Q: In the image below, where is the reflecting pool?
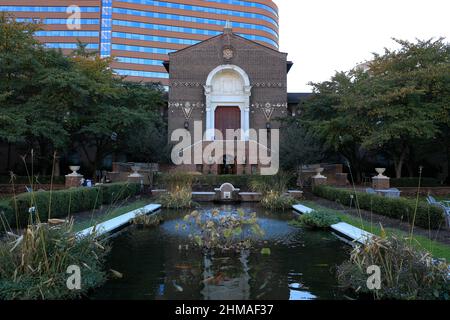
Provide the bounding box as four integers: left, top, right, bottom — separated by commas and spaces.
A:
91, 203, 349, 300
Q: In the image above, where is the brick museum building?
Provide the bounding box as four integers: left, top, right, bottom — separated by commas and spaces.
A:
165, 25, 292, 174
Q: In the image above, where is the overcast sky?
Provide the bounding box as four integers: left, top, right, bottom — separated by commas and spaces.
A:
276, 0, 450, 92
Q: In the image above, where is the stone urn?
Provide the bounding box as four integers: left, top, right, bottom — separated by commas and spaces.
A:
375, 168, 387, 177
313, 167, 325, 178
129, 165, 143, 178
68, 166, 81, 176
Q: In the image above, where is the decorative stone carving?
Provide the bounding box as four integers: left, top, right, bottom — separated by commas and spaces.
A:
223, 48, 234, 60
253, 82, 286, 88
170, 81, 203, 88
252, 102, 288, 121
168, 101, 205, 120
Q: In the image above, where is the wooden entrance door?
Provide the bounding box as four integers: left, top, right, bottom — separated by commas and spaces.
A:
215, 106, 241, 140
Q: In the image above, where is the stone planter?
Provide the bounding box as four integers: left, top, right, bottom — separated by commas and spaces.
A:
372, 168, 390, 189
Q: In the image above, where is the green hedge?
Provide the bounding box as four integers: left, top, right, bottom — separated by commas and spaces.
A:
154, 174, 253, 190
0, 175, 65, 185
391, 177, 442, 188
313, 185, 445, 230
4, 183, 140, 228
99, 183, 141, 205
154, 173, 297, 191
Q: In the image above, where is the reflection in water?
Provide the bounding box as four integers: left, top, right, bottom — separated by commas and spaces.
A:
91, 204, 349, 300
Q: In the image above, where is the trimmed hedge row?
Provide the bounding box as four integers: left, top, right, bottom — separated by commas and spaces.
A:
154, 173, 297, 191
2, 183, 140, 228
313, 185, 445, 229
391, 177, 442, 188
0, 175, 65, 185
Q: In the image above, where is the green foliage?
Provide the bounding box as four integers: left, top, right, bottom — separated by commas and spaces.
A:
0, 175, 65, 184
158, 187, 194, 209
155, 174, 254, 190
99, 182, 141, 205
0, 200, 13, 228
391, 177, 442, 188
0, 15, 166, 175
0, 222, 109, 300
301, 38, 450, 179
132, 212, 162, 228
259, 191, 295, 210
159, 172, 194, 192
279, 118, 325, 171
337, 235, 449, 300
249, 172, 296, 210
249, 171, 295, 194
292, 209, 340, 229
177, 209, 265, 252
157, 172, 195, 209
6, 183, 140, 228
313, 185, 445, 229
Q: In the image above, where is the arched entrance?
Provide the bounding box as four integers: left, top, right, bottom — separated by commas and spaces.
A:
204, 65, 252, 141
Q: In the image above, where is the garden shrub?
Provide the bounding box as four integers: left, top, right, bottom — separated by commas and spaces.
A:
7, 182, 140, 228
337, 235, 449, 300
0, 222, 109, 299
0, 200, 13, 228
99, 182, 140, 205
154, 173, 298, 191
391, 177, 442, 188
292, 209, 340, 229
313, 185, 445, 229
0, 175, 66, 185
158, 186, 194, 209
259, 190, 295, 210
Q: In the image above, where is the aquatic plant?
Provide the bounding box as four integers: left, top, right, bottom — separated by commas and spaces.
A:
290, 209, 340, 229
260, 190, 295, 210
250, 172, 295, 210
177, 209, 265, 252
132, 212, 162, 228
0, 220, 109, 300
337, 234, 449, 300
158, 172, 195, 209
158, 186, 195, 209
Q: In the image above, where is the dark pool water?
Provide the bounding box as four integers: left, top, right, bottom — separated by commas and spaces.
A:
91, 203, 349, 300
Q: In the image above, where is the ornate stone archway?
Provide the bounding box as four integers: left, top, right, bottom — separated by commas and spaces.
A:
203, 65, 252, 141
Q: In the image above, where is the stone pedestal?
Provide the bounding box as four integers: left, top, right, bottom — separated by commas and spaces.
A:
335, 173, 349, 186
128, 165, 144, 184
312, 176, 327, 187
372, 176, 390, 189
65, 174, 83, 188
372, 168, 390, 189
311, 168, 327, 187
128, 172, 144, 184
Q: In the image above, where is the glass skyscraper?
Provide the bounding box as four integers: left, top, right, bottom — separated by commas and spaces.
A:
0, 0, 279, 85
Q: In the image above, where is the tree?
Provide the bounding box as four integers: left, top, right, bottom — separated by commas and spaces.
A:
360, 38, 449, 178
279, 116, 325, 171
301, 38, 450, 179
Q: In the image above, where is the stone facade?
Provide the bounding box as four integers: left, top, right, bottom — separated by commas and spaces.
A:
166, 28, 289, 174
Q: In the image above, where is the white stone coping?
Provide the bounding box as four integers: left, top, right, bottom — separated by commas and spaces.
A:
292, 204, 314, 214
292, 203, 373, 244
288, 190, 304, 193
238, 192, 262, 195
76, 204, 161, 238
331, 222, 373, 245
192, 192, 216, 195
